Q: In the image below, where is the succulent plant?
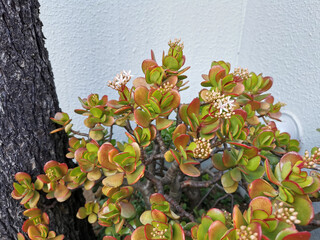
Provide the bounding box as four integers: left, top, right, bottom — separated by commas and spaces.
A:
12, 40, 319, 240
12, 173, 40, 208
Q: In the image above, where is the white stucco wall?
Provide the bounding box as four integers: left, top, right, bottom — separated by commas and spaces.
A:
238, 0, 320, 152
39, 0, 319, 151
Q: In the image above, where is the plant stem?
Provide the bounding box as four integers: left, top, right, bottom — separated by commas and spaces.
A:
144, 170, 164, 194
71, 129, 89, 137
164, 194, 196, 222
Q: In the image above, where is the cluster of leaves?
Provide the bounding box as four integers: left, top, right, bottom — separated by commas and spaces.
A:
12, 39, 320, 240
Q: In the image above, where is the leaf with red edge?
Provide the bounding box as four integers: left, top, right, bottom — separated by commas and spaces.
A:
11, 187, 25, 200
173, 134, 190, 149
231, 82, 245, 95
102, 173, 125, 188
233, 205, 246, 228
103, 236, 118, 240
20, 191, 34, 205
166, 90, 180, 110
223, 181, 238, 194
114, 106, 131, 115
265, 159, 281, 185
77, 158, 95, 173
303, 176, 320, 194
282, 180, 305, 194
209, 65, 225, 87
15, 172, 31, 184
221, 228, 237, 240
140, 210, 153, 225
291, 194, 314, 225
164, 150, 175, 163
98, 143, 119, 170
22, 219, 34, 233
37, 174, 50, 184
151, 209, 167, 223
23, 208, 42, 218
247, 222, 262, 239
150, 193, 166, 205
43, 160, 58, 172
197, 216, 213, 240
208, 220, 228, 240
163, 56, 179, 70
126, 164, 145, 185
17, 233, 25, 240
282, 232, 311, 240
234, 109, 247, 120
134, 86, 149, 106
249, 196, 272, 215
260, 76, 273, 92
54, 182, 70, 202
228, 142, 252, 149
223, 150, 236, 168
248, 179, 278, 199
142, 59, 157, 73
119, 201, 136, 219
179, 104, 189, 123
28, 191, 40, 208
172, 222, 185, 240
134, 109, 151, 128
156, 117, 174, 130
275, 228, 302, 240
212, 153, 228, 171
191, 225, 198, 239
200, 120, 220, 135
170, 149, 181, 164
107, 99, 122, 109
180, 163, 200, 177
279, 152, 303, 170
207, 208, 226, 224
253, 130, 275, 150
187, 98, 200, 117
221, 171, 236, 188
28, 225, 47, 239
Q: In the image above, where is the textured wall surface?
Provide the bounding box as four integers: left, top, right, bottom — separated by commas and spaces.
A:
238, 0, 320, 151
39, 0, 319, 151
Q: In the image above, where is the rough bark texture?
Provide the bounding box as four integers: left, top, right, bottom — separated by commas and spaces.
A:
0, 0, 94, 239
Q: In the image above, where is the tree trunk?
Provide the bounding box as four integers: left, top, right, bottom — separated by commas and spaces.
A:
0, 0, 94, 239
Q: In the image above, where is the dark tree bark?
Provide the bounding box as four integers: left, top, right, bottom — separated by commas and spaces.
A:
0, 0, 94, 239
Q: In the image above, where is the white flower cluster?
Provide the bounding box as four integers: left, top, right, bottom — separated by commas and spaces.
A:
303, 148, 320, 169
273, 202, 301, 225
159, 81, 174, 94
236, 225, 259, 240
234, 67, 250, 79
193, 137, 211, 159
168, 38, 184, 50
215, 95, 235, 119
203, 90, 235, 119
202, 90, 224, 103
108, 70, 132, 90
151, 224, 168, 238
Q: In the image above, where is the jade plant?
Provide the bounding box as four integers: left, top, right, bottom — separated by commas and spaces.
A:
12, 39, 320, 240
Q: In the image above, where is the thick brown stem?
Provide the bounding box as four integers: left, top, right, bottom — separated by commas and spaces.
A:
156, 133, 167, 153
181, 180, 214, 189
133, 181, 153, 209
164, 194, 195, 222
169, 173, 182, 203
162, 161, 179, 184
144, 170, 164, 194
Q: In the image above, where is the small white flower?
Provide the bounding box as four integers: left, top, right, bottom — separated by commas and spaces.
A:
218, 96, 234, 114
108, 70, 133, 90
